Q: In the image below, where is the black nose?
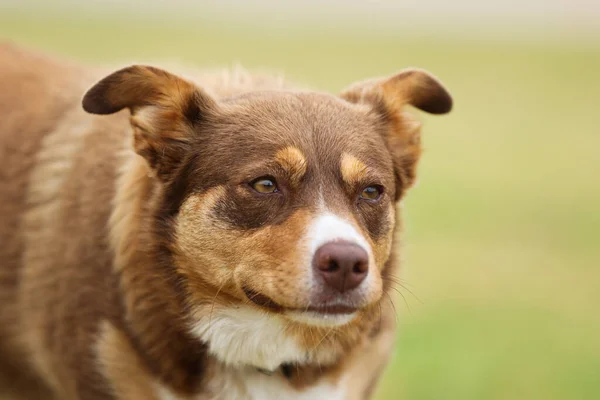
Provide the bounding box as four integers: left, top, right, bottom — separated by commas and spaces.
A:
312, 241, 368, 293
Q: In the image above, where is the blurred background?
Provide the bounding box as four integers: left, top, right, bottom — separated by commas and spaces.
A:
1, 1, 599, 399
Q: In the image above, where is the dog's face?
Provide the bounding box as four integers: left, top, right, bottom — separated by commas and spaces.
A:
172, 92, 399, 327
84, 66, 451, 367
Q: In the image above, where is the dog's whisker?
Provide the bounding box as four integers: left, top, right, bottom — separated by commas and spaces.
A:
377, 301, 384, 333
384, 291, 401, 323
386, 278, 423, 307
208, 279, 228, 330
312, 325, 337, 353
390, 284, 411, 314
396, 282, 423, 305
386, 273, 417, 288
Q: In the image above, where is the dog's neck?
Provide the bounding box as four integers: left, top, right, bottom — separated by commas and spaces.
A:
108, 154, 204, 392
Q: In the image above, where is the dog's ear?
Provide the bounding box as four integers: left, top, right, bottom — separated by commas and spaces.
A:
83, 66, 218, 179
341, 69, 452, 199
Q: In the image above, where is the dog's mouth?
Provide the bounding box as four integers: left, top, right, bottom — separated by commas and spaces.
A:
242, 288, 284, 312
242, 287, 359, 317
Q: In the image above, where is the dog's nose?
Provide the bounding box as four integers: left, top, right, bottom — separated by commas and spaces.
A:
313, 241, 368, 293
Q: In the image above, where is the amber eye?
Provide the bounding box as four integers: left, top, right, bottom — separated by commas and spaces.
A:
251, 177, 278, 194
360, 185, 382, 200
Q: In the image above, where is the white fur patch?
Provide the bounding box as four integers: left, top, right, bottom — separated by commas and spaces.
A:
156, 366, 345, 400
238, 371, 344, 400
187, 305, 346, 399
307, 213, 371, 255
189, 305, 308, 371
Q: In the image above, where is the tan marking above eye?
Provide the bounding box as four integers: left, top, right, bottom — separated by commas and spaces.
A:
340, 153, 369, 186
275, 146, 307, 185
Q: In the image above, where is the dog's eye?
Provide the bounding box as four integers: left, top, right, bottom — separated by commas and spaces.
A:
360, 185, 382, 200
251, 177, 279, 194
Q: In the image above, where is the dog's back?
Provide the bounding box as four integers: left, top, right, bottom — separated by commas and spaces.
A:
0, 43, 78, 397
0, 43, 125, 398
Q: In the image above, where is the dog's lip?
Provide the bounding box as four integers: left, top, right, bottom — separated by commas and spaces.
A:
242, 287, 358, 315
304, 304, 357, 315
242, 287, 284, 312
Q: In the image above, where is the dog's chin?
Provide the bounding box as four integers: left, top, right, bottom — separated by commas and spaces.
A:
284, 308, 359, 327
242, 287, 364, 328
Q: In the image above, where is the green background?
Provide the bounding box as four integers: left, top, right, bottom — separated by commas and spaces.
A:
2, 5, 599, 399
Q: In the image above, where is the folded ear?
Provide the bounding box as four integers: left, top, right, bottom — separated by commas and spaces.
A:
341, 68, 452, 115
341, 69, 452, 198
83, 66, 218, 179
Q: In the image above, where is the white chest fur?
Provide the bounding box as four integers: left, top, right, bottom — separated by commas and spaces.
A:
179, 305, 347, 399
156, 369, 345, 400
207, 367, 345, 400
189, 305, 311, 371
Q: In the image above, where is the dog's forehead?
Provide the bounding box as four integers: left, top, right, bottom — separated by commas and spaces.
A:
212, 91, 391, 168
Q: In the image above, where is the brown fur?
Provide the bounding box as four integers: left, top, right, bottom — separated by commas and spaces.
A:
0, 42, 451, 399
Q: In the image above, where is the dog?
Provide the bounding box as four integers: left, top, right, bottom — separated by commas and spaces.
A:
0, 43, 452, 400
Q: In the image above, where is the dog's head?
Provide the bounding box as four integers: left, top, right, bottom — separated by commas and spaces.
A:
83, 66, 451, 370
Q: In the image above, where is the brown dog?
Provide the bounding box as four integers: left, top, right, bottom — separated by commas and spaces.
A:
0, 43, 452, 400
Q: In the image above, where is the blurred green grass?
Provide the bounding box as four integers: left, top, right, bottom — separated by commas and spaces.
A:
2, 10, 599, 400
